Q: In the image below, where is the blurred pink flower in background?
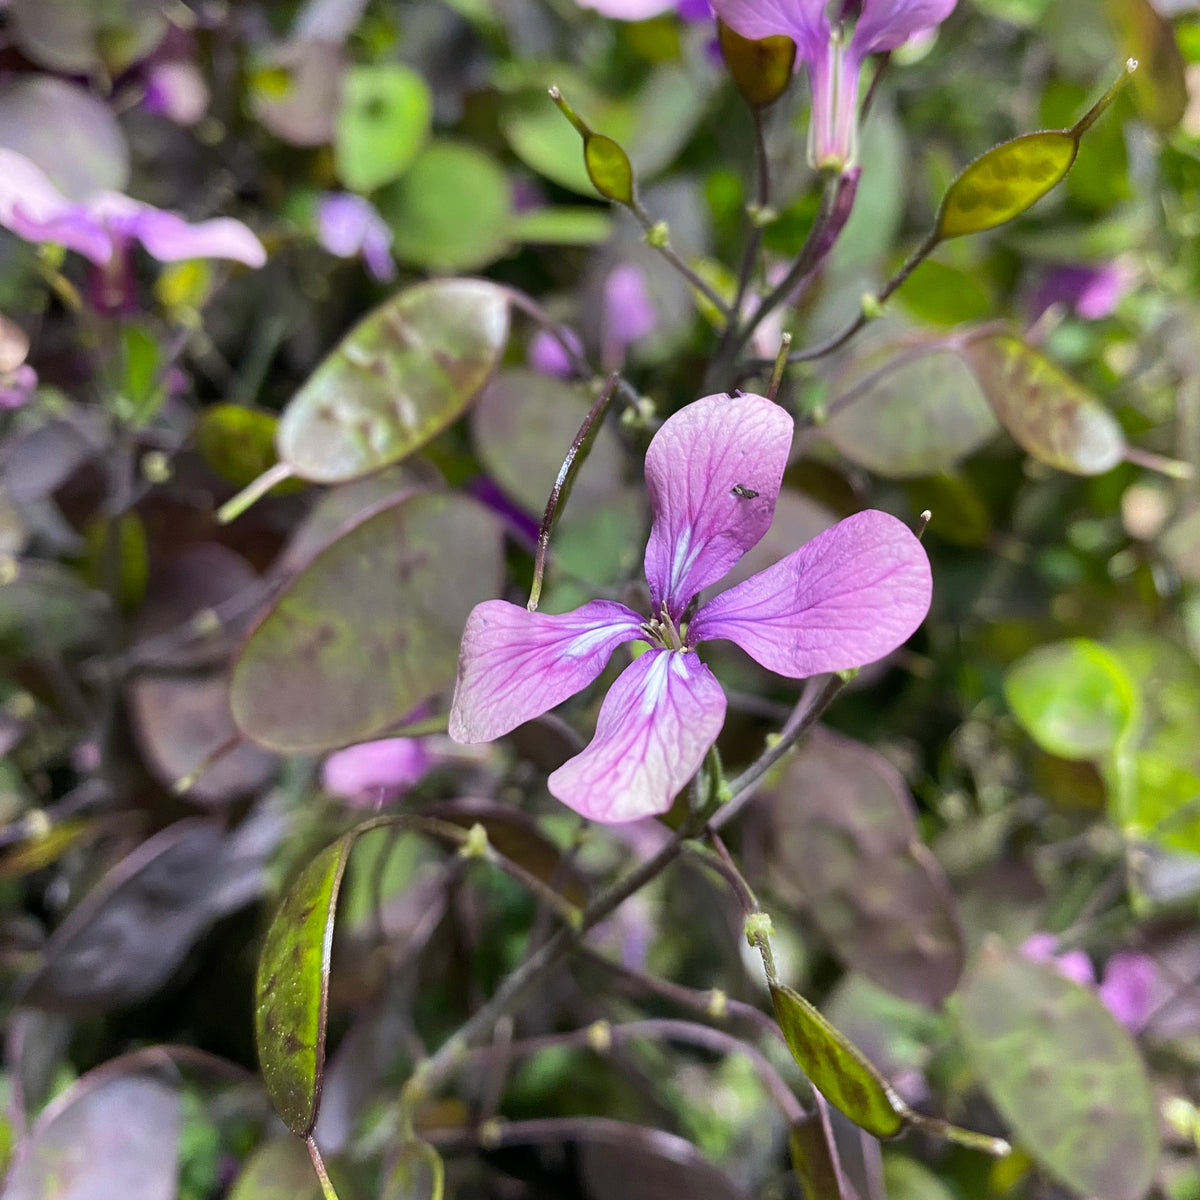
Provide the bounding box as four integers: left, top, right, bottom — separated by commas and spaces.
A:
316, 192, 396, 282
527, 327, 584, 378
0, 147, 266, 270
1020, 933, 1157, 1031
1028, 261, 1134, 322
142, 61, 210, 126
321, 737, 433, 809
603, 262, 657, 365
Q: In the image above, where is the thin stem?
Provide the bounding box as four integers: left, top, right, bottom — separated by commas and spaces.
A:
306, 1136, 342, 1200
859, 52, 890, 124
690, 831, 760, 915
765, 331, 792, 402
528, 373, 619, 612
714, 673, 848, 829
731, 107, 772, 318
787, 229, 940, 364
630, 199, 732, 322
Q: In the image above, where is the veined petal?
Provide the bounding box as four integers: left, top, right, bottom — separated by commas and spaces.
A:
449, 599, 645, 743
851, 0, 956, 56
688, 510, 931, 677
548, 649, 726, 823
710, 0, 830, 61
644, 392, 793, 622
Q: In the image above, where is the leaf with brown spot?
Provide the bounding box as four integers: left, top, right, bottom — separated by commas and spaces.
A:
277, 279, 509, 483
254, 834, 353, 1136
230, 490, 502, 752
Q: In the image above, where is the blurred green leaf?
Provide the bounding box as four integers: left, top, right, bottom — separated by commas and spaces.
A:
335, 64, 432, 192
197, 404, 303, 492
277, 278, 509, 484
1005, 638, 1139, 760
961, 333, 1126, 475
1121, 753, 1200, 854
231, 490, 502, 752
83, 511, 148, 611
1107, 0, 1188, 129
898, 259, 994, 326
255, 835, 353, 1136
955, 938, 1158, 1200
509, 206, 613, 246
383, 1140, 445, 1200
381, 142, 512, 271
823, 343, 998, 479
228, 1138, 322, 1200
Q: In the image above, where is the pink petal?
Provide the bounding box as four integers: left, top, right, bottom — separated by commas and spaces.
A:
0, 148, 112, 264
851, 0, 956, 55
548, 649, 726, 822
322, 737, 432, 803
710, 0, 829, 60
1098, 952, 1156, 1031
643, 392, 793, 621
449, 599, 645, 743
577, 0, 677, 19
89, 193, 267, 266
688, 509, 931, 677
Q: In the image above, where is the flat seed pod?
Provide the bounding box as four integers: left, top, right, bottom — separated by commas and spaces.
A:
961, 333, 1125, 475
768, 729, 965, 1006
770, 982, 905, 1138
717, 22, 796, 110
255, 834, 353, 1137
936, 131, 1077, 239
955, 938, 1159, 1200
585, 134, 634, 205
230, 490, 502, 753
276, 279, 509, 484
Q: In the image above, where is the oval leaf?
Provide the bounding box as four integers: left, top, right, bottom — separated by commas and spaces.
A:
255, 834, 354, 1136
231, 490, 502, 752
276, 279, 509, 483
2, 1073, 180, 1200
770, 982, 905, 1138
383, 1140, 445, 1200
955, 938, 1159, 1200
228, 1138, 323, 1200
936, 131, 1077, 239
961, 333, 1126, 475
335, 63, 431, 192
769, 729, 965, 1005
824, 344, 999, 479
1005, 638, 1139, 760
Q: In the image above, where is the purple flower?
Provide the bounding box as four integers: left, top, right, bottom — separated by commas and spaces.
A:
448, 391, 932, 823
527, 327, 584, 378
316, 192, 396, 283
603, 263, 657, 355
0, 147, 266, 269
711, 0, 957, 170
0, 363, 36, 410
1028, 262, 1133, 323
322, 737, 432, 808
142, 61, 210, 126
577, 0, 710, 19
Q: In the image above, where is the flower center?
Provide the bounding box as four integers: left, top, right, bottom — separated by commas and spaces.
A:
643, 603, 687, 652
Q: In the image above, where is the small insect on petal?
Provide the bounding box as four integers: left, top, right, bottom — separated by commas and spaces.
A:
731, 484, 759, 499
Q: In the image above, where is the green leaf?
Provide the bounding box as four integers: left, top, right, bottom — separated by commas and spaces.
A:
584, 134, 634, 205
936, 130, 1077, 239
1107, 0, 1188, 130
961, 333, 1126, 475
230, 490, 502, 752
823, 343, 998, 479
881, 1156, 957, 1200
1004, 638, 1140, 760
770, 982, 905, 1138
276, 278, 509, 484
335, 64, 431, 192
383, 1140, 445, 1200
197, 404, 303, 492
255, 835, 354, 1136
228, 1138, 322, 1200
508, 206, 613, 246
955, 938, 1159, 1200
380, 142, 512, 271
898, 259, 994, 326
117, 322, 163, 427
82, 511, 148, 611
1121, 753, 1200, 854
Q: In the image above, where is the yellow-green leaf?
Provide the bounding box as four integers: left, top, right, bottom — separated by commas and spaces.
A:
584, 134, 634, 205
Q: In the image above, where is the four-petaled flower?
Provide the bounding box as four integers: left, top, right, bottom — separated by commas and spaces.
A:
710, 0, 957, 170
449, 391, 932, 823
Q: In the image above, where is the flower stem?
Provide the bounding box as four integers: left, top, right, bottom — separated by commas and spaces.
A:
306, 1136, 342, 1200
629, 198, 732, 323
